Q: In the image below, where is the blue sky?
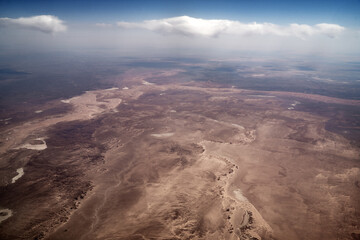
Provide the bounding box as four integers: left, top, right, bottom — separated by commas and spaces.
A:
0, 0, 359, 56
1, 0, 360, 26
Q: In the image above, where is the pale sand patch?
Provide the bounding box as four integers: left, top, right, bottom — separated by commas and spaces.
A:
0, 118, 12, 122
142, 81, 153, 85
170, 110, 177, 113
206, 118, 247, 133
11, 168, 24, 184
104, 87, 119, 91
233, 189, 248, 202
150, 133, 174, 138
251, 74, 266, 77
0, 209, 12, 224
61, 96, 80, 104
291, 101, 301, 107
312, 76, 336, 83
288, 101, 300, 110
315, 173, 328, 183
209, 96, 229, 101
210, 119, 219, 123
122, 87, 129, 90
231, 123, 245, 130
61, 91, 122, 118
1, 88, 122, 153
15, 138, 47, 151
35, 110, 43, 114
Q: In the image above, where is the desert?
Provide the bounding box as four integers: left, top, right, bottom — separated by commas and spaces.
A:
0, 66, 359, 239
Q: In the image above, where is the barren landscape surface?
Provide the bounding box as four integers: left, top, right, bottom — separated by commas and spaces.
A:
0, 68, 359, 240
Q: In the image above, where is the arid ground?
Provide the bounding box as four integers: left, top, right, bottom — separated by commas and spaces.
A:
0, 67, 359, 240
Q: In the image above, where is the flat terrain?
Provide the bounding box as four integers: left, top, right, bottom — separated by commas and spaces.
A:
0, 68, 359, 240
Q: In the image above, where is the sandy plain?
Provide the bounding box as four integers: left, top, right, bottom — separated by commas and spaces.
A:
0, 68, 359, 240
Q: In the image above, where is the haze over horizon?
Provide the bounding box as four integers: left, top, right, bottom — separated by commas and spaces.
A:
0, 0, 360, 57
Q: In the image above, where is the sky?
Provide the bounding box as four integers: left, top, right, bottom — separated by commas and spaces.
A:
0, 0, 359, 57
1, 0, 360, 25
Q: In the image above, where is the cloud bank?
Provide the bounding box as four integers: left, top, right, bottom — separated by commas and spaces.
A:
0, 15, 67, 34
117, 16, 345, 39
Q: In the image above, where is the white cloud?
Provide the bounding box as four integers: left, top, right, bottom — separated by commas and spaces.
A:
314, 23, 345, 38
117, 16, 345, 39
117, 16, 230, 37
0, 15, 67, 34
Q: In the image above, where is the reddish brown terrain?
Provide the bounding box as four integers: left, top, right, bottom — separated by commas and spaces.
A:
0, 68, 359, 240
